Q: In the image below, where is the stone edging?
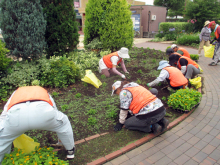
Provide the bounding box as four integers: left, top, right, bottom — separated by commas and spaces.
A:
86, 87, 202, 165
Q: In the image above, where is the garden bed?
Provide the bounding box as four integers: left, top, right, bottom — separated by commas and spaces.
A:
0, 47, 184, 165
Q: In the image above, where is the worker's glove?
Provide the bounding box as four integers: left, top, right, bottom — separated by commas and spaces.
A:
212, 41, 217, 45
125, 71, 129, 74
147, 83, 150, 87
210, 39, 216, 44
121, 74, 126, 79
114, 123, 124, 131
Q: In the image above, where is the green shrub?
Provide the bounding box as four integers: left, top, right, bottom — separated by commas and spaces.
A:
88, 117, 97, 126
2, 61, 41, 87
166, 46, 171, 52
176, 33, 200, 46
75, 93, 82, 98
84, 38, 103, 50
159, 22, 191, 34
31, 80, 40, 86
84, 0, 133, 51
41, 0, 79, 57
190, 54, 199, 60
87, 109, 97, 115
0, 0, 46, 60
39, 56, 80, 88
0, 40, 11, 73
168, 88, 202, 111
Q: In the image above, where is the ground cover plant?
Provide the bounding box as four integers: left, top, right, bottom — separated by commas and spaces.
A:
0, 47, 185, 165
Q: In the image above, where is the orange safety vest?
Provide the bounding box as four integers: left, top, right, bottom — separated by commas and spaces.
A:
173, 52, 182, 57
177, 56, 199, 70
215, 26, 220, 39
178, 47, 190, 58
103, 52, 122, 68
123, 86, 157, 114
7, 86, 53, 111
163, 66, 188, 87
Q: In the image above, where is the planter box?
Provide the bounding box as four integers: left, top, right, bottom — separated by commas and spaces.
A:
169, 102, 200, 114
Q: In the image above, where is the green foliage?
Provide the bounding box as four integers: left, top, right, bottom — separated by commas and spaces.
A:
2, 61, 41, 87
41, 0, 79, 57
137, 69, 143, 74
176, 33, 200, 45
51, 92, 59, 97
0, 40, 11, 73
168, 88, 202, 110
61, 104, 69, 111
161, 96, 166, 101
100, 49, 111, 57
0, 0, 46, 60
2, 147, 68, 165
87, 109, 98, 115
39, 56, 80, 88
88, 117, 97, 126
84, 38, 103, 50
184, 0, 220, 31
106, 110, 117, 119
166, 46, 171, 52
190, 54, 199, 60
101, 75, 106, 79
75, 93, 82, 98
31, 80, 40, 86
102, 82, 107, 88
84, 0, 133, 51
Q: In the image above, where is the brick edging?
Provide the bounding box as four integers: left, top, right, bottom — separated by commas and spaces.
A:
87, 87, 202, 165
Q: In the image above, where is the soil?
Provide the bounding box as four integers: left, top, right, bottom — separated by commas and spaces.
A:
0, 47, 185, 165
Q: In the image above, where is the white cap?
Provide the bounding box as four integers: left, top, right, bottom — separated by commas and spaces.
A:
111, 81, 122, 96
118, 47, 130, 59
171, 44, 177, 49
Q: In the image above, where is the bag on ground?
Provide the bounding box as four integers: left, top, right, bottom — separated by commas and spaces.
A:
189, 77, 202, 89
203, 45, 215, 58
81, 70, 102, 88
13, 134, 40, 153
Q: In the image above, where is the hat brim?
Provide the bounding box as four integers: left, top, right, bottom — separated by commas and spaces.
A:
120, 54, 130, 59
157, 63, 170, 70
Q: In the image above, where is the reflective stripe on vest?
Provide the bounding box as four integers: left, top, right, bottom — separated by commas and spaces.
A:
7, 86, 53, 111
123, 86, 157, 114
103, 52, 122, 68
177, 56, 199, 70
163, 66, 188, 87
215, 26, 220, 39
178, 47, 190, 58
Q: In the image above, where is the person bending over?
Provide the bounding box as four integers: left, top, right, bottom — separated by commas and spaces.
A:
171, 44, 191, 59
98, 47, 130, 79
147, 60, 188, 90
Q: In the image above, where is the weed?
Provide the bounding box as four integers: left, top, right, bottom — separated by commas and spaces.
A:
142, 60, 147, 64
83, 82, 88, 87
152, 59, 156, 63
102, 82, 107, 88
106, 110, 117, 119
157, 82, 162, 86
61, 104, 69, 111
147, 47, 151, 50
161, 96, 166, 101
88, 117, 97, 126
87, 109, 98, 115
101, 74, 106, 79
84, 99, 89, 103
137, 69, 143, 74
75, 93, 82, 98
52, 92, 59, 97
72, 88, 77, 92
136, 79, 141, 84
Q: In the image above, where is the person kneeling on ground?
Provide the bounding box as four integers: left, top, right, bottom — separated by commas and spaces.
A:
147, 60, 188, 90
0, 86, 75, 163
98, 47, 130, 79
171, 44, 191, 59
169, 54, 200, 79
111, 80, 169, 134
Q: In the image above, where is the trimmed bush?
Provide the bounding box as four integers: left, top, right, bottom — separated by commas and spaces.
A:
0, 0, 46, 60
0, 40, 11, 74
41, 0, 79, 57
84, 0, 133, 51
159, 22, 191, 34
176, 33, 200, 46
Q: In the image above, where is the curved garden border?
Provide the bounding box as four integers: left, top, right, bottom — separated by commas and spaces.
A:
86, 87, 202, 165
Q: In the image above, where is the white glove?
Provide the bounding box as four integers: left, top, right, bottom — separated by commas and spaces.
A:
125, 71, 129, 74
121, 74, 126, 79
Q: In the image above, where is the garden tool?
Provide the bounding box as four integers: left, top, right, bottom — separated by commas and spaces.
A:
13, 134, 40, 153
81, 70, 102, 88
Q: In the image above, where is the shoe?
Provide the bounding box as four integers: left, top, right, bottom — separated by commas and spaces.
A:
151, 123, 162, 135
158, 118, 169, 132
208, 62, 217, 66
67, 147, 75, 160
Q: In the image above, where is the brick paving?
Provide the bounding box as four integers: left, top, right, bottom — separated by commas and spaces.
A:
102, 41, 220, 165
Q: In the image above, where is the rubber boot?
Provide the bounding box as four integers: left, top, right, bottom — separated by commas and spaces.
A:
151, 123, 162, 135
158, 118, 169, 132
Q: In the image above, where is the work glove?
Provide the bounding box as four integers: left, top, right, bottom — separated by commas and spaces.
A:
125, 71, 129, 74
114, 123, 124, 131
147, 83, 150, 87
121, 74, 126, 79
210, 38, 216, 44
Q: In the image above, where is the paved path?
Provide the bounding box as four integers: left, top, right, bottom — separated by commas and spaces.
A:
103, 42, 220, 165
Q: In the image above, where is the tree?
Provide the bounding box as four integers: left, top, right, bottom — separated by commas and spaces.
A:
154, 0, 185, 16
84, 0, 133, 51
0, 0, 46, 60
184, 0, 220, 31
168, 7, 184, 18
41, 0, 79, 58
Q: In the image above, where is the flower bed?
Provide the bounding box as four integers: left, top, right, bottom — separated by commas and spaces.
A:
167, 88, 202, 113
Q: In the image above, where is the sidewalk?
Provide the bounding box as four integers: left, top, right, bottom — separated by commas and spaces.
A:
102, 42, 220, 165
